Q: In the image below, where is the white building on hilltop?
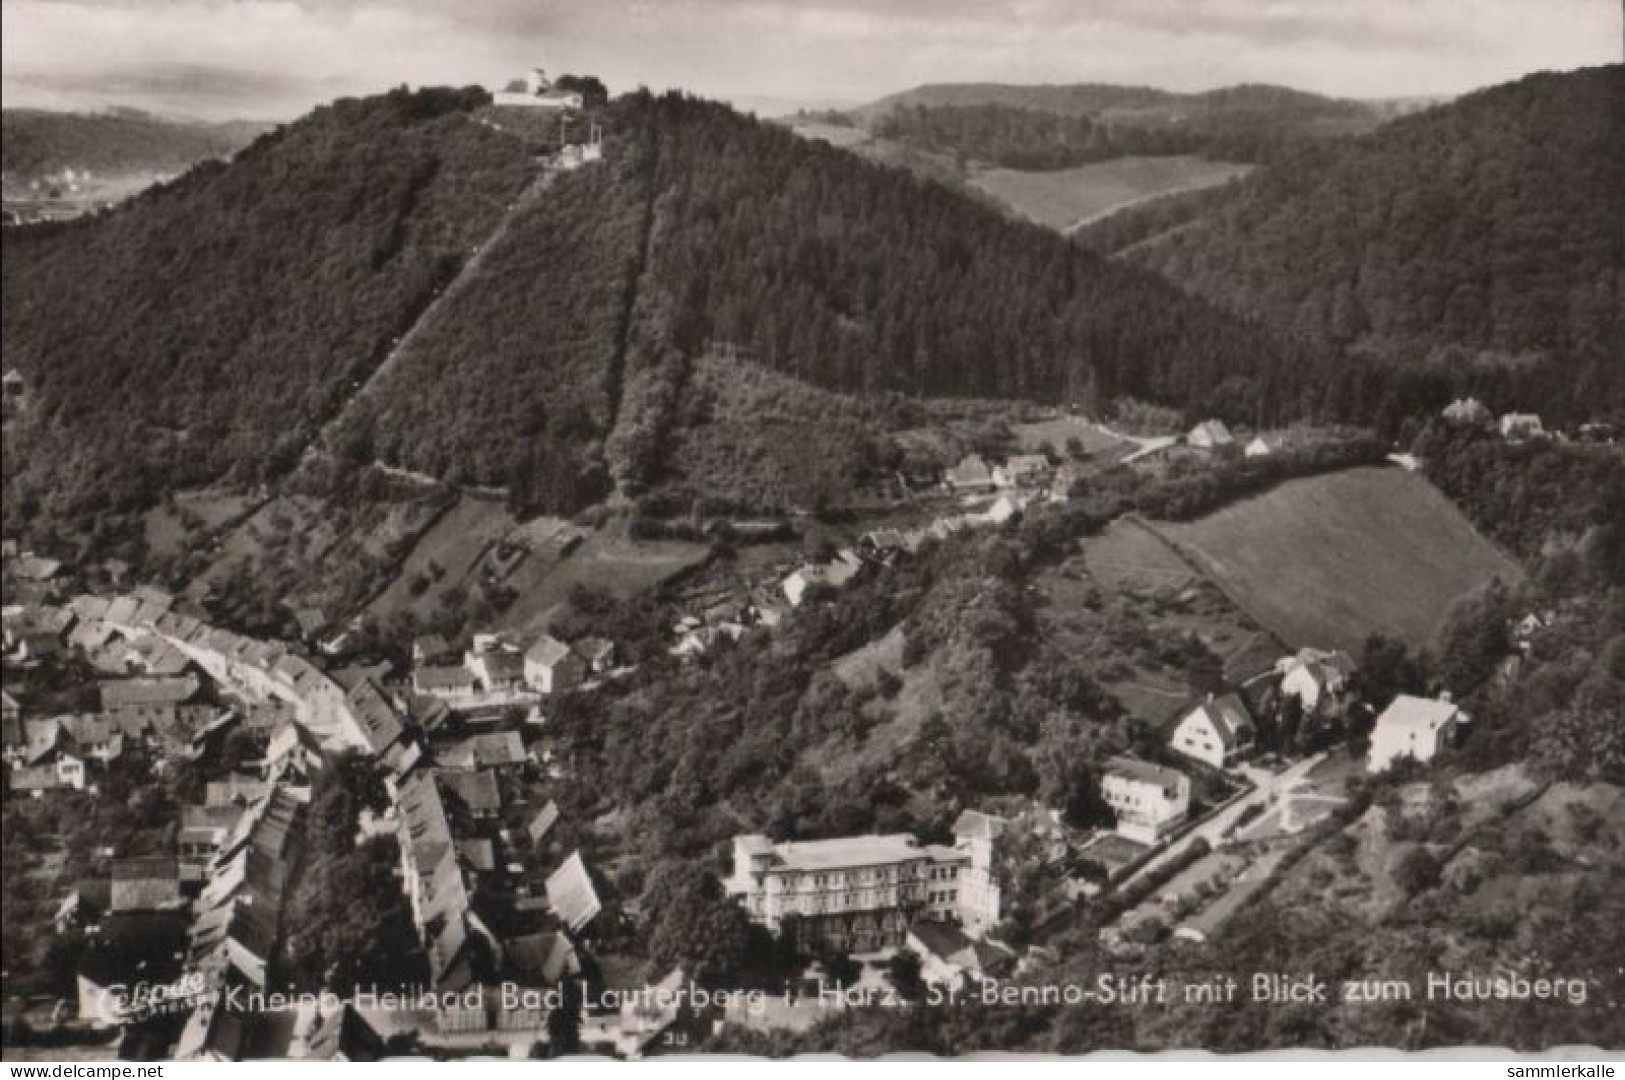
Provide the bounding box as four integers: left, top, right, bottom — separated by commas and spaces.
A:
1367, 694, 1465, 773
726, 810, 1005, 952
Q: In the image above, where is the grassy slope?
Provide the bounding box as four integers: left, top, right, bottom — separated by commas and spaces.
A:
969, 156, 1254, 232
1150, 467, 1523, 654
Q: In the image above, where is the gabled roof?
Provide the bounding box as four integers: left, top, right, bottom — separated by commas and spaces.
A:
506, 931, 579, 985
546, 851, 602, 933
1104, 755, 1186, 793
100, 675, 200, 709
952, 809, 1007, 843
946, 454, 993, 486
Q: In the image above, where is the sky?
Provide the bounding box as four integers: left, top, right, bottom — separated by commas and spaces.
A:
2, 0, 1620, 121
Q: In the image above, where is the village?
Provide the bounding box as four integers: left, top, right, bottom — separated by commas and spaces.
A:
3, 384, 1570, 1060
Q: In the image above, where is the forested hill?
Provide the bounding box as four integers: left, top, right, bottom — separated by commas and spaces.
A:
3, 86, 1308, 533
1109, 65, 1625, 422
2, 87, 537, 527
1, 108, 266, 179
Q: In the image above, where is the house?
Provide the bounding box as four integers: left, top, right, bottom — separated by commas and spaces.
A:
1367, 695, 1465, 773
180, 804, 243, 882
1498, 413, 1545, 440
574, 636, 617, 674
993, 454, 1050, 489
11, 552, 63, 582
109, 858, 183, 912
506, 930, 581, 986
437, 769, 502, 819
493, 67, 585, 109
1244, 436, 1276, 458
437, 731, 527, 771
1168, 693, 1255, 770
726, 811, 1005, 952
1187, 420, 1234, 450
546, 851, 603, 933
1, 710, 22, 765
413, 665, 478, 701
526, 799, 561, 845
1101, 756, 1191, 844
301, 1004, 384, 1062
1, 688, 19, 723
524, 634, 586, 694
781, 550, 865, 607
905, 920, 1011, 991
412, 635, 456, 667
1275, 648, 1357, 714
75, 912, 191, 1028
944, 454, 997, 493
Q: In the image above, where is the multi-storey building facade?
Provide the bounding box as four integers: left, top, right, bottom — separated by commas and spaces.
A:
726, 811, 1004, 952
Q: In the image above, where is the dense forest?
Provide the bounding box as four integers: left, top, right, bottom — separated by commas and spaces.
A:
1114, 65, 1625, 423
1, 108, 265, 179
1, 87, 536, 530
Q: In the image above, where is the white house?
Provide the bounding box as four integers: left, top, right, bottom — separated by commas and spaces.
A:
1275, 648, 1357, 714
1187, 420, 1234, 450
1244, 436, 1276, 458
943, 454, 997, 493
1168, 693, 1255, 769
1367, 695, 1464, 773
1101, 756, 1190, 844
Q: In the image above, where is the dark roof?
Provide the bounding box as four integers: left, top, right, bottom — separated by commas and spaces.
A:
304, 1005, 383, 1061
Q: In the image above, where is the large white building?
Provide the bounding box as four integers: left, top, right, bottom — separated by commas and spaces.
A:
1367, 694, 1464, 773
726, 811, 1004, 952
1101, 756, 1190, 844
493, 68, 584, 110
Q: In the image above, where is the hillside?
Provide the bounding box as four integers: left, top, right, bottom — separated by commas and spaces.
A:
1146, 467, 1524, 654
1, 108, 265, 180
1114, 65, 1625, 422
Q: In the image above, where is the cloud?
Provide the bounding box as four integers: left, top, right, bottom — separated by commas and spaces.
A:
2, 0, 1618, 120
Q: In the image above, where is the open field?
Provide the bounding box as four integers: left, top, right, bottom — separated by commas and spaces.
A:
365, 495, 514, 622
969, 156, 1254, 233
1009, 415, 1135, 461
1149, 468, 1523, 654
494, 525, 710, 636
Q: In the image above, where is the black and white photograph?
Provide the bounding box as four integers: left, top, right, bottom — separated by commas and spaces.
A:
1, 0, 1622, 1066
